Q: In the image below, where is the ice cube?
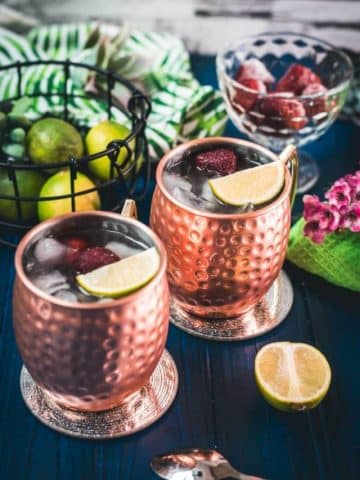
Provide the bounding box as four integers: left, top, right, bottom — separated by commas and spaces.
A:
243, 203, 255, 212
31, 270, 69, 295
97, 297, 113, 303
187, 182, 217, 211
105, 241, 143, 259
173, 175, 192, 193
25, 258, 35, 274
34, 237, 67, 268
171, 186, 190, 205
163, 170, 192, 194
196, 196, 217, 212
54, 290, 78, 303
171, 184, 211, 211
198, 180, 215, 203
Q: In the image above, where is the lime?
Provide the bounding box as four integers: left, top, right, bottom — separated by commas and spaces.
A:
27, 118, 84, 168
255, 342, 331, 412
86, 120, 139, 181
76, 247, 160, 297
2, 143, 25, 160
0, 168, 44, 222
208, 161, 285, 206
9, 128, 26, 144
38, 170, 100, 221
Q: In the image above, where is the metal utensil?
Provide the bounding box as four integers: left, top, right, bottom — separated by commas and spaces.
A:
151, 448, 268, 480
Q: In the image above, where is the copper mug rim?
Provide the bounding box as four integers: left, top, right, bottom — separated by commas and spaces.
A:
155, 136, 292, 219
14, 210, 168, 310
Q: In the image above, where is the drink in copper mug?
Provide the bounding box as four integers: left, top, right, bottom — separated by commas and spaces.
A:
23, 219, 150, 303
150, 137, 297, 320
13, 210, 169, 412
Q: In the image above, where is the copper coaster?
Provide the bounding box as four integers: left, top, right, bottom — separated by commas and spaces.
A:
170, 270, 293, 341
20, 350, 178, 439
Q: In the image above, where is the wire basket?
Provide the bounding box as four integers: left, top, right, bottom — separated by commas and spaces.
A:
0, 59, 151, 248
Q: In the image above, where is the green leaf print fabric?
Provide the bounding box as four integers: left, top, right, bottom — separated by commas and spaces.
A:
0, 23, 227, 160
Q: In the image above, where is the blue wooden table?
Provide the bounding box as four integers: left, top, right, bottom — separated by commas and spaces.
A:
0, 55, 359, 480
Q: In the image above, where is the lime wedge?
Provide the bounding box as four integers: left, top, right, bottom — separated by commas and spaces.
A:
208, 161, 285, 206
255, 342, 331, 412
76, 247, 160, 298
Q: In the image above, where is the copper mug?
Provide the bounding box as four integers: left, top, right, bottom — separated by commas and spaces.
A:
150, 137, 298, 319
13, 205, 169, 412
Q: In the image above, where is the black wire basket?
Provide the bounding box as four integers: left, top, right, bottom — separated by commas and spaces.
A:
0, 60, 151, 248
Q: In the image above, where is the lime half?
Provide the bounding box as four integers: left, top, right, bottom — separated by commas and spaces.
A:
76, 247, 160, 298
255, 342, 331, 412
208, 161, 285, 206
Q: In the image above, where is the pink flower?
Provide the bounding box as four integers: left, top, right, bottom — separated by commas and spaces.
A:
303, 195, 322, 221
339, 202, 360, 232
303, 195, 340, 229
321, 204, 341, 232
303, 202, 340, 243
343, 171, 360, 203
304, 220, 327, 243
302, 171, 360, 242
325, 179, 351, 212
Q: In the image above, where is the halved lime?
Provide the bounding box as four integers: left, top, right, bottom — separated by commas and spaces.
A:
76, 247, 160, 298
255, 342, 331, 412
208, 161, 285, 206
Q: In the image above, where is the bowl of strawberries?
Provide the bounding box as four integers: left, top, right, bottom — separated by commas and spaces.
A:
217, 32, 353, 192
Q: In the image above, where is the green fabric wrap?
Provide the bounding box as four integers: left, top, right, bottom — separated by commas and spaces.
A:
287, 218, 360, 291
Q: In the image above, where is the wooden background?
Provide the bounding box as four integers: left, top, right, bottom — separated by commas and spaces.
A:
1, 0, 360, 52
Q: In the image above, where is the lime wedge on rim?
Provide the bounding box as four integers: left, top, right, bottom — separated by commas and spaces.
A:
76, 247, 160, 298
255, 342, 331, 412
208, 161, 285, 206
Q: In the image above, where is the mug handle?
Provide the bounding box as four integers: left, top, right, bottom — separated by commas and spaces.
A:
120, 199, 138, 219
279, 145, 299, 207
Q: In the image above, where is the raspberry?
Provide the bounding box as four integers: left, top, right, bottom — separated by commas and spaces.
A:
72, 247, 119, 274
258, 95, 307, 130
195, 148, 237, 176
235, 58, 275, 85
233, 78, 267, 112
275, 64, 322, 95
302, 83, 328, 117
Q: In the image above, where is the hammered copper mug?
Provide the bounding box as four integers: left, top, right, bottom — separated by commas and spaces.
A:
150, 137, 298, 320
13, 205, 169, 412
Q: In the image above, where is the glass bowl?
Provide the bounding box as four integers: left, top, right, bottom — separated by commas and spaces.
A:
217, 32, 353, 193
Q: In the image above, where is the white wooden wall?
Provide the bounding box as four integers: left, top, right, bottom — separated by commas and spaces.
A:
1, 0, 360, 52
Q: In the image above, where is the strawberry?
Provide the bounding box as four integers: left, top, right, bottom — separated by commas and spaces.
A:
72, 247, 119, 274
258, 95, 307, 130
302, 83, 328, 117
275, 64, 322, 95
62, 236, 88, 265
233, 78, 266, 112
195, 148, 237, 176
62, 236, 88, 251
235, 58, 275, 85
